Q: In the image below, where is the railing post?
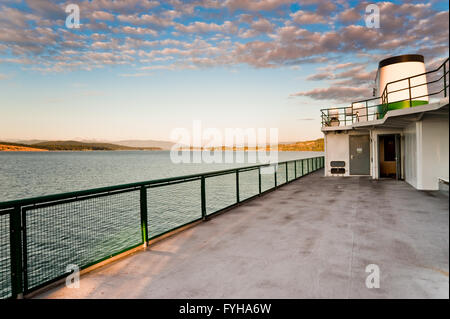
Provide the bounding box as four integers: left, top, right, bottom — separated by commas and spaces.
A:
258, 167, 262, 195
139, 186, 148, 247
444, 62, 447, 97
285, 162, 288, 183
365, 101, 369, 121
274, 165, 277, 188
236, 170, 240, 203
408, 78, 412, 107
201, 176, 207, 220
10, 206, 23, 299
294, 160, 297, 179
301, 159, 304, 176
21, 209, 28, 293
384, 89, 389, 114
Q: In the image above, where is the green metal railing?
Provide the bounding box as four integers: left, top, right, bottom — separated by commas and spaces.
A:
0, 156, 324, 299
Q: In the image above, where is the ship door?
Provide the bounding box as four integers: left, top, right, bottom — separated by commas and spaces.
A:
379, 134, 401, 179
349, 135, 370, 175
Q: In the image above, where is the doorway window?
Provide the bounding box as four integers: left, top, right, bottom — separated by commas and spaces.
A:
384, 136, 396, 161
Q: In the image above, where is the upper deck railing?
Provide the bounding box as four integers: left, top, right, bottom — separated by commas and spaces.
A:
0, 156, 324, 299
320, 57, 449, 127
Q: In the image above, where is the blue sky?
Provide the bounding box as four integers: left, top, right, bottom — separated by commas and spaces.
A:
0, 0, 448, 142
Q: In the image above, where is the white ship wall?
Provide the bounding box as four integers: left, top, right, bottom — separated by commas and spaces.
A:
419, 114, 449, 190
324, 131, 371, 177
324, 133, 349, 176
404, 122, 418, 188
323, 114, 448, 190
371, 115, 449, 190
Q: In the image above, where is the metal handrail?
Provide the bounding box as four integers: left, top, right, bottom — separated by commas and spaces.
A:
0, 158, 316, 209
320, 57, 449, 127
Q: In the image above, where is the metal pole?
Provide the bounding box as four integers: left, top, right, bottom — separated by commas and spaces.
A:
10, 206, 23, 299
365, 101, 369, 121
408, 78, 412, 107
285, 162, 288, 183
236, 170, 240, 203
258, 167, 261, 195
139, 186, 148, 247
274, 165, 277, 188
21, 209, 28, 293
294, 160, 297, 179
201, 176, 206, 220
444, 63, 447, 98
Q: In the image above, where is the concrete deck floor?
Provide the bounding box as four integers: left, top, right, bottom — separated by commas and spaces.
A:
37, 169, 449, 299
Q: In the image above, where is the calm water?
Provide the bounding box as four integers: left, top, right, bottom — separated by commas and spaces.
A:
0, 151, 322, 297
0, 151, 322, 202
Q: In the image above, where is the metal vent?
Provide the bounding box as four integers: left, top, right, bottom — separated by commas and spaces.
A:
331, 168, 345, 174
330, 161, 345, 167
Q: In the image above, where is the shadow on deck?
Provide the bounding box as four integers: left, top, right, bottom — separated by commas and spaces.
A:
36, 169, 449, 299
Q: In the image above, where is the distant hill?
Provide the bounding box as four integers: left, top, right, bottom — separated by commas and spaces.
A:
277, 138, 324, 151
113, 139, 175, 150
0, 140, 162, 151
179, 138, 325, 152
0, 141, 48, 152
32, 141, 162, 151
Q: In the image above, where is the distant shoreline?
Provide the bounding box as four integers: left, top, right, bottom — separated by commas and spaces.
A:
0, 138, 324, 152
0, 145, 49, 152
0, 149, 323, 153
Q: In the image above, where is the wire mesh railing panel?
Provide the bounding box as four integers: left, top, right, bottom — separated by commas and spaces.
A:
0, 211, 11, 299
148, 180, 201, 238
24, 190, 141, 291
287, 162, 296, 181
260, 166, 275, 192
276, 163, 287, 185
238, 169, 259, 201
302, 160, 309, 174
205, 173, 236, 215
295, 160, 303, 177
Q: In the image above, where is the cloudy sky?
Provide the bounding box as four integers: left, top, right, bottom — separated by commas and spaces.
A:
0, 0, 448, 142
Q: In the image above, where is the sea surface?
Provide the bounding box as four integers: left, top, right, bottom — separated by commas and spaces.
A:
0, 151, 323, 297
